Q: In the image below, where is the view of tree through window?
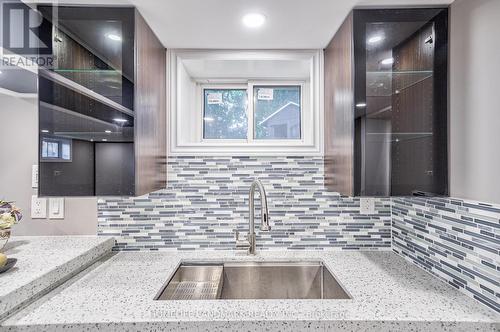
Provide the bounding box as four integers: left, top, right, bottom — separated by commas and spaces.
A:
203, 89, 248, 139
254, 86, 301, 139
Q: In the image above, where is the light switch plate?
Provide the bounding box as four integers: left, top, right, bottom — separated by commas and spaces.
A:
360, 197, 375, 214
31, 165, 38, 188
49, 198, 65, 219
31, 195, 47, 219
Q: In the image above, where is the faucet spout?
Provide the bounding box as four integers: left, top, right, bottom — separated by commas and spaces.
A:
247, 179, 271, 254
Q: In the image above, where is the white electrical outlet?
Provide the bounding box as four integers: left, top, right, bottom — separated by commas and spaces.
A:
360, 197, 375, 214
31, 165, 38, 188
31, 195, 47, 218
49, 198, 65, 219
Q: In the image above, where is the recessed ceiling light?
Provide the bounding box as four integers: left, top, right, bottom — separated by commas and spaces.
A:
242, 13, 266, 28
107, 33, 122, 42
102, 139, 108, 142
356, 103, 367, 108
381, 57, 394, 65
41, 129, 49, 133
368, 35, 384, 44
105, 130, 112, 133
113, 118, 127, 123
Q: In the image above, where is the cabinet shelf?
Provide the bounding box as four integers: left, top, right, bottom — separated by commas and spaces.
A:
367, 70, 433, 96
39, 101, 134, 143
54, 69, 122, 74
367, 70, 433, 75
367, 132, 433, 143
39, 69, 134, 117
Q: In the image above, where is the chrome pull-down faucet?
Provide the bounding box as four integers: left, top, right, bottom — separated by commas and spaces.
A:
234, 179, 271, 255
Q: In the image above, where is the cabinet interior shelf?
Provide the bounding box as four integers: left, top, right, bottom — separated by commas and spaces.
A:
367, 70, 433, 75
39, 69, 134, 117
367, 132, 433, 143
53, 69, 123, 74
367, 70, 433, 96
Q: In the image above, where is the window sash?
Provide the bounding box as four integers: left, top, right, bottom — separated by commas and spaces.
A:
252, 85, 302, 140
200, 82, 304, 143
202, 88, 249, 140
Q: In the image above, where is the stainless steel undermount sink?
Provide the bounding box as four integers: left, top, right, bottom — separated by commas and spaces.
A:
156, 261, 351, 300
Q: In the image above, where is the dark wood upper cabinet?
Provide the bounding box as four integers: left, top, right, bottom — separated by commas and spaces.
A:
324, 13, 355, 196
37, 6, 166, 197
324, 8, 449, 197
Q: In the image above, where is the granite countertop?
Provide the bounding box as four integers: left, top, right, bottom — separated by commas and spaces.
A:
0, 236, 114, 319
2, 250, 498, 331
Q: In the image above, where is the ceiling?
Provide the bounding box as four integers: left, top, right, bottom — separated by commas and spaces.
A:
31, 0, 454, 49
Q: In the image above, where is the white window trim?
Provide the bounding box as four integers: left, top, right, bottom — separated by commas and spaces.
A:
167, 49, 324, 156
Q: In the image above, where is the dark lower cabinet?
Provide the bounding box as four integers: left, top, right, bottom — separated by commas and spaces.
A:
37, 6, 166, 197
324, 8, 449, 197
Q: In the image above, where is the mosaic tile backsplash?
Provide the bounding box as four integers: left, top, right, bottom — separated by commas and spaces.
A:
392, 197, 500, 313
98, 156, 392, 251
97, 156, 499, 312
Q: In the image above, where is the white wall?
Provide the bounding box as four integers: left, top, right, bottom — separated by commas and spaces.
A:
449, 0, 500, 204
0, 93, 97, 236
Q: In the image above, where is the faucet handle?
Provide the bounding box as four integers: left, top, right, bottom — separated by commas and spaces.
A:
234, 229, 250, 250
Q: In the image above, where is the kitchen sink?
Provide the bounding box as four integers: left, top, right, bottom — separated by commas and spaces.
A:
156, 261, 351, 300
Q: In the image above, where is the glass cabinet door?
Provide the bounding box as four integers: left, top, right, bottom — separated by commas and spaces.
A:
37, 6, 134, 109
37, 6, 135, 196
353, 8, 448, 197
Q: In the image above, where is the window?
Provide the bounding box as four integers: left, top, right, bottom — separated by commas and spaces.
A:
41, 138, 72, 161
202, 85, 301, 141
254, 86, 301, 139
203, 89, 248, 139
42, 141, 59, 158
169, 49, 322, 155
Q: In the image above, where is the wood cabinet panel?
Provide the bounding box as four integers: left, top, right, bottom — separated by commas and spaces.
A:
324, 13, 354, 196
134, 11, 167, 196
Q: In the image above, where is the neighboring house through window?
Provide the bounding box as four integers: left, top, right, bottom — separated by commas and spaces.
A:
258, 101, 301, 139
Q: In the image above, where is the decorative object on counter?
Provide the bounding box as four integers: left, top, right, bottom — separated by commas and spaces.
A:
0, 255, 17, 274
0, 200, 22, 251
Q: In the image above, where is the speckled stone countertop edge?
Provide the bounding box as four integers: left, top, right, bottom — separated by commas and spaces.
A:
1, 318, 499, 332
0, 236, 115, 320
